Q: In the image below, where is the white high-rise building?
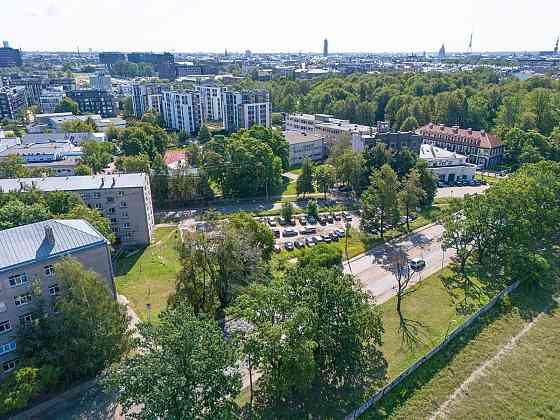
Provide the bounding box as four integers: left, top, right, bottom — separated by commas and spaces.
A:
195, 84, 223, 122
221, 88, 271, 133
90, 72, 112, 92
131, 83, 163, 118
161, 90, 202, 135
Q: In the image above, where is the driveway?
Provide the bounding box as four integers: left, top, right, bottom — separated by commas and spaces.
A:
437, 185, 489, 199
344, 223, 456, 304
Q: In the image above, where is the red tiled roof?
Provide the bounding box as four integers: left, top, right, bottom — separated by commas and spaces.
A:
416, 124, 503, 149
164, 150, 187, 165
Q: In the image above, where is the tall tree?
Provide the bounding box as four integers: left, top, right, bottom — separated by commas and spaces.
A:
314, 164, 336, 200
296, 158, 315, 198
54, 97, 79, 115
81, 141, 113, 174
399, 169, 425, 231
105, 303, 241, 420
198, 125, 211, 143
415, 159, 438, 207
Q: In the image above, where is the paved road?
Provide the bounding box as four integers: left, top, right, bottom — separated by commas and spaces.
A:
344, 223, 456, 304
436, 185, 489, 199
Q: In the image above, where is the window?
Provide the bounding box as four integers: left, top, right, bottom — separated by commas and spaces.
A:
19, 313, 35, 325
0, 320, 11, 334
121, 211, 128, 217
93, 192, 101, 199
120, 202, 127, 208
122, 223, 130, 229
117, 191, 124, 197
44, 265, 54, 277
0, 341, 16, 356
48, 284, 59, 296
8, 273, 28, 288
106, 196, 114, 203
2, 358, 19, 373
14, 293, 32, 307
95, 203, 102, 210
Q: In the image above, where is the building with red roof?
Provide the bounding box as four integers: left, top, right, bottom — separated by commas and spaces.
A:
416, 123, 504, 169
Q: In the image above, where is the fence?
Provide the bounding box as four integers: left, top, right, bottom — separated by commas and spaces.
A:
345, 280, 521, 419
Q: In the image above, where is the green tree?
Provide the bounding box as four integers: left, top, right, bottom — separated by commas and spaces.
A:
307, 199, 318, 219
314, 164, 336, 200
105, 303, 241, 420
115, 154, 151, 173
74, 164, 92, 176
197, 125, 211, 143
297, 158, 315, 198
229, 266, 386, 417
298, 243, 342, 269
400, 115, 419, 131
0, 367, 40, 416
281, 201, 293, 223
45, 191, 82, 215
360, 164, 400, 238
364, 143, 393, 174
54, 97, 79, 115
0, 200, 49, 230
393, 147, 417, 178
399, 169, 425, 231
18, 259, 130, 386
415, 159, 438, 207
81, 141, 113, 173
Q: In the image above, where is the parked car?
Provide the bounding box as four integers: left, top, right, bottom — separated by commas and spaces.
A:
313, 235, 323, 243
273, 244, 281, 253
272, 229, 280, 238
289, 218, 297, 226
299, 215, 307, 225
327, 214, 334, 224
305, 226, 317, 234
305, 237, 316, 247
284, 241, 295, 251
334, 213, 342, 221
437, 181, 446, 188
307, 216, 317, 225
268, 218, 277, 227
321, 234, 332, 243
283, 228, 297, 237
344, 214, 353, 222
278, 217, 288, 226
336, 228, 346, 237
329, 232, 339, 241
294, 239, 305, 249
409, 258, 426, 270
318, 215, 327, 225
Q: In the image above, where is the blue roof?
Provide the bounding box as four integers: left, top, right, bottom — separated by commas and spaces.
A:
0, 219, 107, 273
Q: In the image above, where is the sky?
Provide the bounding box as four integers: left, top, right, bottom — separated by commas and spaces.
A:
3, 0, 560, 53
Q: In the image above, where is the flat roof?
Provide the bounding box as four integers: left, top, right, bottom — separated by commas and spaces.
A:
284, 131, 325, 145
0, 173, 147, 192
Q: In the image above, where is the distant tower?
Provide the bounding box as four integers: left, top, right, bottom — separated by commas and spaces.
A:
467, 33, 473, 54
2, 41, 8, 48
438, 43, 446, 59
323, 38, 328, 57
555, 36, 559, 55
225, 48, 228, 57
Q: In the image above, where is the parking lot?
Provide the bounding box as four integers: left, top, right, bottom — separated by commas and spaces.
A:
261, 211, 361, 252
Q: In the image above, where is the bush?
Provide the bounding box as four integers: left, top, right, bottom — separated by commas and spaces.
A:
0, 367, 40, 416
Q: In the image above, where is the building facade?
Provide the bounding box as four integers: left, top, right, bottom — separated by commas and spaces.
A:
0, 173, 154, 247
285, 131, 326, 166
417, 123, 504, 169
0, 86, 27, 120
39, 87, 65, 113
161, 90, 202, 134
286, 113, 374, 145
419, 144, 476, 183
90, 72, 112, 92
99, 52, 126, 68
131, 83, 164, 119
0, 45, 22, 68
222, 88, 271, 133
0, 219, 115, 379
195, 84, 223, 122
67, 89, 117, 118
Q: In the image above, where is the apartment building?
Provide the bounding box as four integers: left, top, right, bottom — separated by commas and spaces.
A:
0, 86, 27, 120
131, 83, 164, 118
0, 173, 154, 247
90, 72, 112, 92
222, 88, 271, 133
285, 131, 326, 166
99, 52, 126, 68
417, 123, 504, 169
161, 90, 202, 135
39, 86, 65, 113
0, 44, 22, 68
195, 84, 223, 122
67, 89, 117, 118
0, 219, 115, 379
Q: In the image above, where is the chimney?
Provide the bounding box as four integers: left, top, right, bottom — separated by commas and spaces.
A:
45, 225, 55, 246
452, 125, 459, 134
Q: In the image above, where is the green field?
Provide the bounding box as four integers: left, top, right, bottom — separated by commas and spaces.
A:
362, 277, 559, 419
115, 227, 182, 320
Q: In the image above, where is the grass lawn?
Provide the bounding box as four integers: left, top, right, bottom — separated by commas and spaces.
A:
362, 276, 558, 419
115, 226, 182, 320
475, 173, 501, 185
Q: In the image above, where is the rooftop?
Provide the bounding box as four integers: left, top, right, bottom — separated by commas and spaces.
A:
0, 219, 107, 273
417, 123, 503, 149
0, 173, 147, 192
284, 131, 325, 145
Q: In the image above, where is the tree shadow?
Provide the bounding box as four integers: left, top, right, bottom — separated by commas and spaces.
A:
439, 262, 488, 316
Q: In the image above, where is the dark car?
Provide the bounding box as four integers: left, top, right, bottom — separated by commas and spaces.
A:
327, 214, 334, 223
294, 239, 305, 249
289, 218, 297, 226
272, 229, 280, 238
334, 213, 342, 221
283, 228, 298, 237
305, 237, 316, 247
299, 215, 307, 225
305, 226, 317, 234
318, 215, 327, 225
284, 241, 295, 251
329, 232, 339, 242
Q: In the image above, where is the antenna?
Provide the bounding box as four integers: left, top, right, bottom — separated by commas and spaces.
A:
555, 36, 559, 55
468, 32, 473, 54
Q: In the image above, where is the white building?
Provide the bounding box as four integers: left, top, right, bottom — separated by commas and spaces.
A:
222, 88, 271, 133
161, 90, 202, 135
419, 144, 476, 183
285, 131, 325, 166
90, 72, 112, 92
285, 113, 374, 145
195, 84, 223, 122
131, 83, 163, 118
39, 87, 65, 113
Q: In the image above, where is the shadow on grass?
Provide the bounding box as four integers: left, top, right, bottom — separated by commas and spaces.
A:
439, 264, 489, 316
361, 275, 559, 419
114, 246, 147, 277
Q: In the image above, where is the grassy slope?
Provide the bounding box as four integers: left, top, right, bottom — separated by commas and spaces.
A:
115, 226, 182, 320
363, 278, 559, 419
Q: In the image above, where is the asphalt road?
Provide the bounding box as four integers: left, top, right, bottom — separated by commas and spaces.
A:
344, 223, 456, 304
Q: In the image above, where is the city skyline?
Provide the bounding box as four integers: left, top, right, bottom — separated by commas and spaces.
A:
3, 0, 560, 53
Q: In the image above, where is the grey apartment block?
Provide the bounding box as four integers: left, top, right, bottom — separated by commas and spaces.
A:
222, 88, 271, 133
0, 219, 115, 379
0, 173, 154, 247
